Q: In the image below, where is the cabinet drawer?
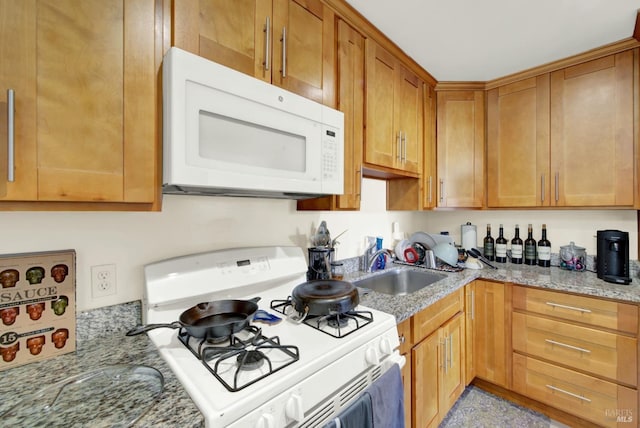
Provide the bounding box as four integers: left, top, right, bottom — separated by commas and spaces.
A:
513, 312, 637, 386
413, 289, 463, 343
513, 353, 637, 428
513, 286, 638, 334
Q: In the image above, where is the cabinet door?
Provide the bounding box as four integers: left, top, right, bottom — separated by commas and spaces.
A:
440, 313, 465, 413
487, 76, 550, 207
413, 330, 441, 428
173, 0, 271, 79
436, 90, 485, 207
334, 19, 363, 209
365, 40, 397, 169
395, 65, 423, 173
422, 84, 437, 209
1, 0, 157, 203
0, 0, 37, 200
297, 18, 363, 211
473, 280, 508, 387
550, 51, 634, 207
272, 0, 334, 104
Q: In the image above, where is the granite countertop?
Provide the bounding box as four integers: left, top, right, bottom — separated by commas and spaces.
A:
1, 261, 639, 426
0, 302, 204, 428
346, 261, 640, 322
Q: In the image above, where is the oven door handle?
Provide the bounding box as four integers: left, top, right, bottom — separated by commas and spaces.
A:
382, 351, 406, 370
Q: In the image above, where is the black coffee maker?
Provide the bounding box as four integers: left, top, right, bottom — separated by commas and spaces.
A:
596, 230, 631, 284
307, 247, 334, 280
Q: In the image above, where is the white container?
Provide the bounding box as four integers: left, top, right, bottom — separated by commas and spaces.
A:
461, 222, 477, 251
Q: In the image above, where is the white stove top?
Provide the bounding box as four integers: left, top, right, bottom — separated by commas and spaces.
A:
142, 246, 401, 427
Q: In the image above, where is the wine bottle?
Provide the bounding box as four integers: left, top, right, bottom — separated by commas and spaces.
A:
511, 225, 523, 264
483, 224, 495, 261
495, 224, 507, 263
537, 224, 551, 267
524, 224, 537, 265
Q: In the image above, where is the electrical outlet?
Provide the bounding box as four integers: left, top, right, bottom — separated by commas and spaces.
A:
91, 264, 117, 298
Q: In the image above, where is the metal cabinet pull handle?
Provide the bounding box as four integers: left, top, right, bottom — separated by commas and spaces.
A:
399, 335, 406, 344
555, 172, 559, 202
427, 176, 432, 204
442, 337, 448, 373
263, 17, 270, 71
545, 301, 591, 313
541, 175, 545, 203
396, 132, 401, 161
545, 339, 591, 354
439, 179, 444, 204
280, 27, 286, 78
546, 384, 591, 402
356, 168, 362, 197
401, 131, 407, 162
448, 333, 454, 369
7, 89, 14, 182
470, 290, 475, 320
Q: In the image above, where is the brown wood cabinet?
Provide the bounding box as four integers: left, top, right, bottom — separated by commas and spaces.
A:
466, 280, 509, 388
512, 285, 639, 427
0, 0, 159, 207
549, 50, 634, 207
364, 39, 423, 175
487, 76, 550, 207
488, 50, 636, 208
173, 0, 335, 106
422, 84, 437, 209
436, 90, 485, 208
411, 289, 465, 427
297, 18, 363, 211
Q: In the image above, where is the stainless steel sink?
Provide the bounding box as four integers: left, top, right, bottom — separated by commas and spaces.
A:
354, 268, 446, 296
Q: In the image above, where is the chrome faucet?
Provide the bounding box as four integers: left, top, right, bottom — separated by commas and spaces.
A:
363, 244, 393, 272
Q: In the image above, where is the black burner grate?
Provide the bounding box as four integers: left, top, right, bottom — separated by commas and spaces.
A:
270, 298, 373, 339
178, 326, 299, 392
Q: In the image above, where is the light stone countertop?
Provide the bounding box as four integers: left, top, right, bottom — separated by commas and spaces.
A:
0, 302, 203, 428
347, 261, 640, 323
1, 261, 638, 426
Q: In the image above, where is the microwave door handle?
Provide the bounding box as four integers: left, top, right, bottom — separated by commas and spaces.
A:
280, 27, 287, 78
263, 16, 270, 71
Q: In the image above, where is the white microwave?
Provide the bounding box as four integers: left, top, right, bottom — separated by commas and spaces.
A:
162, 47, 344, 199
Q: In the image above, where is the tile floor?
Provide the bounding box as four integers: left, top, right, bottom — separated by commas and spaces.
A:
440, 386, 569, 428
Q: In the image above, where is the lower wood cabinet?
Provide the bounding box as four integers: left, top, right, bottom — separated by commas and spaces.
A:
465, 280, 509, 388
513, 353, 637, 428
512, 285, 639, 427
413, 312, 465, 427
410, 289, 465, 428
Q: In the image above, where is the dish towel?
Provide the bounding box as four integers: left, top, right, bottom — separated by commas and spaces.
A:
367, 363, 405, 428
323, 363, 405, 428
323, 392, 373, 428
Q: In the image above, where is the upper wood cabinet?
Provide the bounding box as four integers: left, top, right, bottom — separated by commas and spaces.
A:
364, 39, 423, 175
422, 84, 437, 209
488, 50, 635, 208
297, 17, 364, 211
550, 50, 634, 207
0, 0, 159, 208
487, 76, 550, 207
436, 90, 485, 208
173, 0, 335, 106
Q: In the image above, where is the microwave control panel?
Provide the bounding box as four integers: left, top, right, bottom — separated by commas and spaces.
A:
321, 127, 339, 180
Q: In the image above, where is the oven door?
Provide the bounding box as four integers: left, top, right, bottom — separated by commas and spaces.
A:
228, 328, 405, 428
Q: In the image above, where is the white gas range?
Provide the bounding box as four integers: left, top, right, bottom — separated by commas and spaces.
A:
141, 246, 403, 427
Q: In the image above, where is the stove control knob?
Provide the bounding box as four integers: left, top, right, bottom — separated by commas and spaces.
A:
365, 346, 380, 365
255, 413, 275, 428
379, 337, 393, 356
285, 394, 304, 422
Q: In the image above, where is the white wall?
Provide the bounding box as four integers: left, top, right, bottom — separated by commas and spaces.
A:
0, 178, 636, 311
